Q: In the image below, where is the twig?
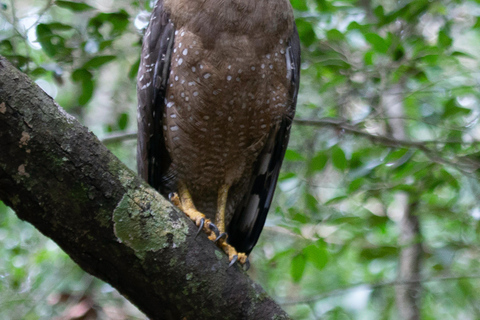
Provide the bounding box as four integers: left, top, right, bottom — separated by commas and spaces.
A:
293, 118, 480, 147
100, 131, 137, 144
99, 119, 480, 147
98, 119, 480, 174
25, 0, 55, 33
294, 117, 480, 175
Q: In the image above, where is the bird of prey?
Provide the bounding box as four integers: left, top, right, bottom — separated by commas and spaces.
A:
137, 0, 300, 266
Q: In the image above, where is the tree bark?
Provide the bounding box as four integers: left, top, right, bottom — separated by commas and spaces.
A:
0, 55, 290, 320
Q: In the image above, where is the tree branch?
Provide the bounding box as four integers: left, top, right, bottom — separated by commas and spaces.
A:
0, 56, 290, 320
101, 118, 480, 174
101, 131, 137, 144
294, 118, 478, 148
294, 118, 480, 175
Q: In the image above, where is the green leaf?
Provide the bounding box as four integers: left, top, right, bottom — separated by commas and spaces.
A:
445, 130, 463, 153
438, 169, 459, 190
30, 67, 48, 77
55, 0, 94, 11
393, 47, 404, 61
278, 171, 297, 181
437, 29, 452, 48
365, 33, 390, 54
420, 54, 439, 65
36, 24, 72, 59
442, 98, 470, 119
379, 0, 429, 26
360, 246, 398, 260
291, 211, 308, 224
270, 248, 296, 263
99, 40, 114, 51
0, 40, 14, 54
79, 78, 94, 105
473, 16, 480, 29
391, 184, 416, 193
373, 5, 385, 19
324, 195, 348, 205
290, 253, 307, 282
46, 22, 73, 31
326, 29, 344, 42
329, 216, 362, 225
367, 214, 389, 228
305, 193, 318, 212
88, 10, 130, 38
347, 21, 369, 33
117, 113, 129, 130
285, 149, 305, 161
36, 24, 55, 57
83, 55, 116, 69
129, 58, 140, 79
347, 177, 363, 194
303, 243, 328, 270
290, 0, 308, 11
309, 151, 328, 172
364, 51, 374, 65
451, 51, 474, 59
72, 68, 93, 82
72, 69, 94, 105
384, 148, 409, 165
331, 146, 347, 171
295, 18, 316, 47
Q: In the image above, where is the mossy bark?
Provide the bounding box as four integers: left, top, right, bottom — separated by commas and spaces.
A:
0, 56, 290, 320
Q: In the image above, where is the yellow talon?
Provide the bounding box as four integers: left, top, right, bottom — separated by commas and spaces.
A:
173, 181, 248, 266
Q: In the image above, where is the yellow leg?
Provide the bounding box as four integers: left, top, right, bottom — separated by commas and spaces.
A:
171, 181, 248, 265
215, 184, 248, 265
172, 181, 216, 240
215, 184, 229, 232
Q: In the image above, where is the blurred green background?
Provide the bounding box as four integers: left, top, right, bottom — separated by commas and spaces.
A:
2, 0, 480, 319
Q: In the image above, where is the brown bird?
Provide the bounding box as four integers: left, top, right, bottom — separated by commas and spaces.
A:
137, 0, 300, 266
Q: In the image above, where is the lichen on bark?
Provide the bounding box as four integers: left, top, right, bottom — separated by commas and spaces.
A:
113, 183, 189, 259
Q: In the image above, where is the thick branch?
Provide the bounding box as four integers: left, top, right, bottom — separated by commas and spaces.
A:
0, 56, 290, 320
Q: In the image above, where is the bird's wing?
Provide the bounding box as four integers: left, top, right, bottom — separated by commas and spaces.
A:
137, 1, 175, 194
227, 25, 301, 254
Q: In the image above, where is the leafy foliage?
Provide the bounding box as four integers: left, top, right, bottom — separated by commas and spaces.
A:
2, 0, 480, 319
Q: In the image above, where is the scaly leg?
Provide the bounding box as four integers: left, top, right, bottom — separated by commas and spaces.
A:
171, 181, 217, 241
214, 184, 228, 240
215, 184, 248, 266
171, 181, 248, 266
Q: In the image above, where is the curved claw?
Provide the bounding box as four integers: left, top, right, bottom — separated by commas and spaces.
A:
208, 222, 220, 237
195, 218, 205, 238
215, 232, 227, 243
228, 255, 238, 268
243, 257, 251, 271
